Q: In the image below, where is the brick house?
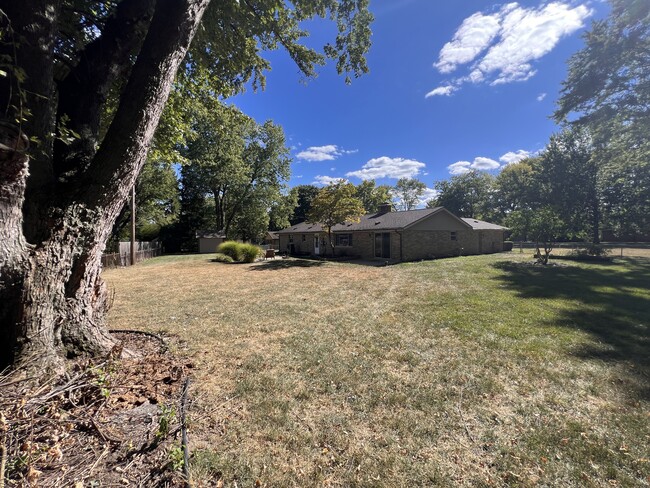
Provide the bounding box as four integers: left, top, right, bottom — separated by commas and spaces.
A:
276, 204, 507, 261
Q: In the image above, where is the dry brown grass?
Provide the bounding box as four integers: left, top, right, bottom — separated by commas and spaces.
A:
104, 254, 650, 487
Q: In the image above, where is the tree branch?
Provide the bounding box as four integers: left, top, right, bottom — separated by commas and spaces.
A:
53, 0, 156, 180
78, 0, 211, 219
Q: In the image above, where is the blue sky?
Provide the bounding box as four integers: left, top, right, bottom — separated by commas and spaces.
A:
231, 0, 607, 200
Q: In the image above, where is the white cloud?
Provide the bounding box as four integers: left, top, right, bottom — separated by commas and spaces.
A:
296, 145, 356, 162
499, 149, 531, 165
479, 3, 592, 85
425, 85, 457, 97
297, 145, 339, 161
537, 92, 547, 102
312, 175, 347, 186
448, 156, 504, 175
435, 11, 502, 73
346, 156, 426, 180
428, 2, 593, 96
472, 156, 500, 170
448, 161, 472, 175
420, 187, 439, 205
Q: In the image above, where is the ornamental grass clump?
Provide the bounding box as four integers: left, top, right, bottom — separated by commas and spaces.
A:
213, 253, 235, 263
217, 241, 243, 261
240, 243, 263, 263
216, 241, 262, 263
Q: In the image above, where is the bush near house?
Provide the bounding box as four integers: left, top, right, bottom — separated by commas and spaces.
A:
240, 243, 263, 263
217, 241, 243, 261
213, 253, 235, 263
216, 241, 263, 263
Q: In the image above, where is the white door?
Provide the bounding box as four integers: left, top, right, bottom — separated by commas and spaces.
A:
314, 236, 320, 255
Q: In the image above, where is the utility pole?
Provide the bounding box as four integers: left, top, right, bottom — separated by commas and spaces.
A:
131, 185, 136, 266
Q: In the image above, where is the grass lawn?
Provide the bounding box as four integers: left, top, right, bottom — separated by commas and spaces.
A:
104, 253, 650, 487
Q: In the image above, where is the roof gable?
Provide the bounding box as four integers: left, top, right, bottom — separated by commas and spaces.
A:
404, 207, 473, 231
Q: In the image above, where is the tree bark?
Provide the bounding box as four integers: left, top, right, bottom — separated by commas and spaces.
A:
0, 124, 30, 366
0, 0, 211, 372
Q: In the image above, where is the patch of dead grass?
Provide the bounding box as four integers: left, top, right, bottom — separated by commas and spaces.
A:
104, 255, 650, 487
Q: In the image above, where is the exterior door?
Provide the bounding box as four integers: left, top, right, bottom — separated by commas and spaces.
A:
314, 236, 320, 255
374, 233, 391, 258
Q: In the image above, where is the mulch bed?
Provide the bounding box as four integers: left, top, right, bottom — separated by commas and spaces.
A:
1, 332, 194, 487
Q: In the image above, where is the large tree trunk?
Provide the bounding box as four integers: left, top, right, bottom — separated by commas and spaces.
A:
0, 0, 211, 372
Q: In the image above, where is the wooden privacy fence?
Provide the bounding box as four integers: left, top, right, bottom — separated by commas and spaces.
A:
101, 241, 162, 268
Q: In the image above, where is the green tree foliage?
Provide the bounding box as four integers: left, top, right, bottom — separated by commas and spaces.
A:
290, 185, 320, 225
430, 171, 495, 220
555, 0, 650, 240
269, 190, 299, 231
182, 104, 291, 242
113, 160, 181, 242
393, 178, 426, 211
493, 159, 539, 218
537, 127, 599, 242
355, 180, 392, 213
555, 0, 649, 146
599, 154, 650, 239
307, 181, 365, 256
507, 207, 565, 264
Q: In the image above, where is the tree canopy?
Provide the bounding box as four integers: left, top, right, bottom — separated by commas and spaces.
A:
430, 171, 495, 220
555, 0, 650, 240
182, 103, 291, 240
355, 180, 393, 213
307, 181, 365, 256
393, 178, 426, 211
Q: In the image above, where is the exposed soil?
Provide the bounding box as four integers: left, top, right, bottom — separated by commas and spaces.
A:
1, 332, 194, 487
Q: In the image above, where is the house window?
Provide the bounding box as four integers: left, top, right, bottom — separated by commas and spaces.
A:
335, 234, 353, 246
302, 234, 306, 242
289, 234, 294, 243
451, 231, 457, 241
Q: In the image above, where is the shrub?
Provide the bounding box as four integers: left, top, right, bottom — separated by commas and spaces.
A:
584, 243, 611, 257
217, 241, 243, 261
213, 253, 234, 263
503, 241, 514, 251
240, 243, 263, 263
561, 244, 612, 262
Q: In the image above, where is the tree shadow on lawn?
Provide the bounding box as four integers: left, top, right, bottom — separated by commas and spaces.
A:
493, 258, 650, 400
249, 258, 328, 271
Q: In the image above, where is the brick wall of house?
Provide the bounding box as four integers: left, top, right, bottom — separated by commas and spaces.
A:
280, 228, 504, 260
478, 230, 505, 253
332, 231, 374, 259
279, 233, 314, 254
401, 230, 478, 260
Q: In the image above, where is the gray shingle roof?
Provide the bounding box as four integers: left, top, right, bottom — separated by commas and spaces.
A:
461, 218, 508, 230
277, 207, 461, 234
